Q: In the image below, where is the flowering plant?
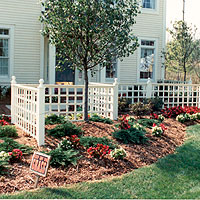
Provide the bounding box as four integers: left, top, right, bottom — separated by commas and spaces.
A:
9, 149, 23, 162
0, 151, 10, 161
133, 123, 146, 132
87, 144, 111, 159
69, 135, 80, 148
111, 148, 127, 160
0, 115, 11, 126
150, 113, 165, 122
118, 115, 131, 130
152, 123, 167, 137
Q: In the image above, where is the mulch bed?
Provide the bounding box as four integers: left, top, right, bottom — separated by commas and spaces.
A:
0, 118, 187, 194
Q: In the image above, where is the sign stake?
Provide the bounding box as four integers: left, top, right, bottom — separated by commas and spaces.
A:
34, 175, 40, 188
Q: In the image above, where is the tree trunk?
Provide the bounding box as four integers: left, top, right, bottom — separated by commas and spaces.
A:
84, 67, 89, 122
183, 63, 187, 81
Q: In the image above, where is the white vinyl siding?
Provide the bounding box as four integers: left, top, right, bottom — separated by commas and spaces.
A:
119, 0, 165, 83
0, 0, 42, 84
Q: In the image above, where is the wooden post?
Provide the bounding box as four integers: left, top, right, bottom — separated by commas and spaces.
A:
36, 79, 45, 146
146, 78, 152, 99
113, 78, 118, 120
34, 175, 40, 188
11, 76, 16, 124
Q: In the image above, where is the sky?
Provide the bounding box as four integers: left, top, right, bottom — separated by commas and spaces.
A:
166, 0, 200, 40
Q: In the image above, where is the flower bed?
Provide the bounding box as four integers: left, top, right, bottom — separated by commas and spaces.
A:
0, 115, 188, 194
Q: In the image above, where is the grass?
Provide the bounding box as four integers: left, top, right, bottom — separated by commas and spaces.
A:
2, 124, 200, 199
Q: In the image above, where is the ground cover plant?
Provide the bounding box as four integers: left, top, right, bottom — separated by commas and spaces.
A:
137, 118, 160, 129
45, 114, 65, 125
0, 126, 18, 138
89, 114, 113, 124
79, 136, 118, 150
47, 121, 83, 138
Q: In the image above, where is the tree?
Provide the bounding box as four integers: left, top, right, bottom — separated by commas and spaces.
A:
40, 0, 140, 121
163, 21, 197, 81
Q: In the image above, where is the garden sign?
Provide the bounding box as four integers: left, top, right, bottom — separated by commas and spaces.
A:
30, 152, 51, 188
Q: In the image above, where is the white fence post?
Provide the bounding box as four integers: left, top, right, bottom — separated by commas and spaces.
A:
11, 76, 16, 124
146, 78, 152, 99
36, 79, 45, 146
113, 78, 118, 120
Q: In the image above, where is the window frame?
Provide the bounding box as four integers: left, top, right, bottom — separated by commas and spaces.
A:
0, 25, 14, 82
137, 38, 158, 83
105, 59, 118, 83
141, 0, 159, 15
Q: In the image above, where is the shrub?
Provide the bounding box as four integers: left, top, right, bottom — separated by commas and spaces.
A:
9, 149, 23, 163
48, 148, 79, 168
0, 115, 11, 123
137, 118, 160, 129
0, 126, 18, 138
129, 102, 152, 117
87, 144, 111, 159
0, 138, 32, 154
111, 148, 127, 160
113, 127, 148, 144
118, 98, 131, 112
45, 114, 65, 125
58, 139, 73, 150
0, 151, 10, 175
47, 121, 83, 138
89, 114, 113, 124
79, 136, 118, 150
144, 97, 164, 111
152, 123, 167, 137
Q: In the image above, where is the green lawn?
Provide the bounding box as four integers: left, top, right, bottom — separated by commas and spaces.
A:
2, 124, 200, 199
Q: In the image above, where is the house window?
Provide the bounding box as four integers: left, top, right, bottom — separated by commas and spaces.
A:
0, 29, 9, 76
106, 59, 117, 79
140, 40, 155, 79
142, 0, 155, 9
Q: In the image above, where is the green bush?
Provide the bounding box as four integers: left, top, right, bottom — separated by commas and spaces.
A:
89, 114, 113, 124
47, 121, 83, 138
48, 148, 79, 168
0, 138, 32, 154
58, 139, 73, 150
137, 118, 160, 129
80, 136, 118, 150
129, 102, 152, 117
144, 97, 164, 111
45, 114, 65, 125
111, 148, 127, 160
118, 98, 131, 112
113, 127, 148, 144
0, 126, 18, 138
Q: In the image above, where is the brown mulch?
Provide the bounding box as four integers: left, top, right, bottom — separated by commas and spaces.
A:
0, 118, 187, 194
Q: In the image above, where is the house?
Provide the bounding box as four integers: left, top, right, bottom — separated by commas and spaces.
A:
0, 0, 166, 85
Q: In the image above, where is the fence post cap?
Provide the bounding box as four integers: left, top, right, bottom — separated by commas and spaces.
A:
11, 76, 16, 84
147, 78, 152, 84
38, 79, 44, 88
114, 78, 118, 85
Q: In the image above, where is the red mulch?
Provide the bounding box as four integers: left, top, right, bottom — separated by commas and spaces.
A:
0, 118, 187, 194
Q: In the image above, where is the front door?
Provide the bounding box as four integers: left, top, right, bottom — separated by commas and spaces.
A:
55, 56, 75, 84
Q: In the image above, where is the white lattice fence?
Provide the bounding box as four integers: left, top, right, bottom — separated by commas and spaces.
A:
152, 83, 200, 108
11, 77, 118, 146
11, 77, 45, 146
119, 79, 200, 108
44, 80, 118, 120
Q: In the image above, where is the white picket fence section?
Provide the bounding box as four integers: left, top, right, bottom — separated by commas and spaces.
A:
11, 76, 118, 146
